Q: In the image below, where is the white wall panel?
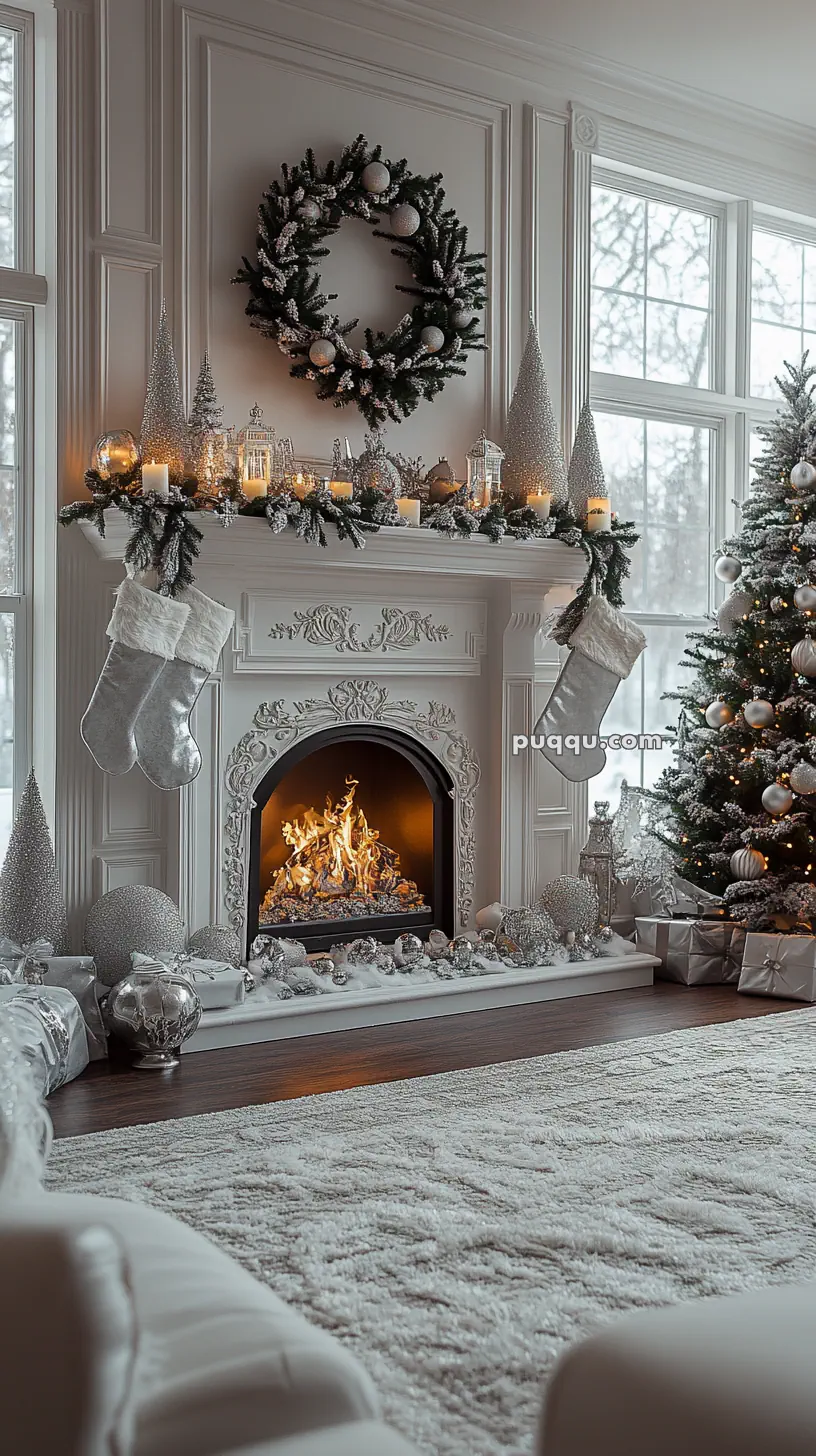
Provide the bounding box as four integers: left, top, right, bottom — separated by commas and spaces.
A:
99, 255, 159, 432
100, 0, 160, 243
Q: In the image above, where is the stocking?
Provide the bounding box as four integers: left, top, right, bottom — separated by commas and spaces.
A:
135, 586, 234, 790
534, 594, 646, 782
81, 580, 190, 775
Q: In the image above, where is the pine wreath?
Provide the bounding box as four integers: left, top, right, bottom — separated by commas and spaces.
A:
233, 135, 487, 429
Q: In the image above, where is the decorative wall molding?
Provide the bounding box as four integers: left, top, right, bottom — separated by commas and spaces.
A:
268, 604, 452, 652
569, 104, 599, 154
222, 679, 480, 942
99, 0, 162, 246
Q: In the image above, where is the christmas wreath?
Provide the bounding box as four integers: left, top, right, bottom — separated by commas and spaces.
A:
233, 135, 487, 429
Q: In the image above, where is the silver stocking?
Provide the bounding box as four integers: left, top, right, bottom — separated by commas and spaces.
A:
81, 642, 171, 776
134, 659, 208, 790
533, 651, 620, 782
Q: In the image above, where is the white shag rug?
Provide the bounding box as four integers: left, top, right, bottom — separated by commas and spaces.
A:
48, 1012, 816, 1456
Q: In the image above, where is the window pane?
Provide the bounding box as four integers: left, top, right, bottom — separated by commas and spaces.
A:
751, 228, 816, 396
0, 30, 14, 268
0, 316, 16, 594
591, 186, 645, 293
645, 300, 709, 387
750, 320, 803, 399
592, 623, 694, 809
752, 231, 803, 326
0, 612, 12, 864
590, 286, 644, 377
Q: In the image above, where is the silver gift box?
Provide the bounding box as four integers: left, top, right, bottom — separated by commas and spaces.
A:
738, 932, 816, 1002
0, 984, 89, 1095
635, 916, 746, 985
43, 957, 107, 1060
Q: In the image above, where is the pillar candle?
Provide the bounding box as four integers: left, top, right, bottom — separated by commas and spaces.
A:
397, 498, 421, 526
585, 496, 612, 532
243, 478, 268, 499
142, 461, 169, 497
329, 480, 353, 499
526, 491, 552, 520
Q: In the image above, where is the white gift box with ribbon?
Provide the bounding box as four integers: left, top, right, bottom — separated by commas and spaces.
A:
635, 916, 746, 985
133, 952, 249, 1010
738, 933, 816, 1002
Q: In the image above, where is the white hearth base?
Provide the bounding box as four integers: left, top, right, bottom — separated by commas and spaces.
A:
184, 953, 658, 1052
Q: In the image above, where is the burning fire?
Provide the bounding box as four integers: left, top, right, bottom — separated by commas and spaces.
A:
261, 778, 425, 924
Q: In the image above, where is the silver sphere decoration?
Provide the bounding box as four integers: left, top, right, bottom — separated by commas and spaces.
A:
729, 846, 766, 881
420, 325, 445, 354
762, 783, 794, 816
375, 947, 398, 974
790, 761, 816, 795
309, 955, 336, 976
537, 877, 599, 938
714, 555, 742, 584
705, 699, 734, 730
85, 885, 186, 988
770, 596, 786, 614
92, 429, 140, 480
361, 161, 391, 194
790, 459, 816, 489
794, 583, 816, 612
308, 338, 336, 368
250, 936, 286, 980
499, 905, 560, 956
717, 590, 753, 636
332, 969, 349, 985
394, 933, 424, 967
449, 936, 474, 972
105, 963, 201, 1069
188, 924, 242, 967
346, 937, 379, 964
450, 308, 474, 329
791, 638, 816, 677
389, 203, 421, 237
743, 697, 774, 729
298, 198, 321, 222
427, 928, 451, 959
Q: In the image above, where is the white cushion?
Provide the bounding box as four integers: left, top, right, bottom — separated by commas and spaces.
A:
9, 1192, 379, 1456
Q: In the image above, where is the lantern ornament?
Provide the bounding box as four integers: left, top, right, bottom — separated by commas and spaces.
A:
465, 430, 504, 509
577, 799, 614, 929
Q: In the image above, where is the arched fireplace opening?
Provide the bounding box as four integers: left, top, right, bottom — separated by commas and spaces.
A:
247, 725, 455, 953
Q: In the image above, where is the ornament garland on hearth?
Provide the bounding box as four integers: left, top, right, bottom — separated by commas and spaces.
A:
233, 135, 488, 428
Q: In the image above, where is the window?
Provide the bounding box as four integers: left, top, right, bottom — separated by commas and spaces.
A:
751, 225, 816, 399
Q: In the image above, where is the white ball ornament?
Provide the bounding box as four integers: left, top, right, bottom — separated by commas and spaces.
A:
716, 590, 753, 636
298, 199, 321, 222
308, 338, 336, 368
714, 555, 742, 584
762, 783, 794, 816
450, 308, 474, 329
743, 697, 774, 728
389, 203, 421, 237
790, 458, 816, 489
790, 761, 816, 795
704, 700, 734, 729
729, 846, 767, 881
791, 637, 816, 676
794, 583, 816, 612
361, 161, 391, 194
420, 325, 445, 353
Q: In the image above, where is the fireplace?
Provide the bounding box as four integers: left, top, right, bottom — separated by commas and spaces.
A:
247, 725, 455, 952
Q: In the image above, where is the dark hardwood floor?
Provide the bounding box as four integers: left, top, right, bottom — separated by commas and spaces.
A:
49, 981, 805, 1139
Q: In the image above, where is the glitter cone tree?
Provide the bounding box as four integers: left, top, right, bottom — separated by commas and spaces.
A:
0, 769, 68, 951
188, 352, 226, 485
502, 317, 568, 505
141, 299, 189, 478
567, 401, 607, 521
654, 356, 816, 930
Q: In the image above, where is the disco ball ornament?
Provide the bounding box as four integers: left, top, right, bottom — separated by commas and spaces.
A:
791, 638, 816, 676
361, 161, 391, 194
762, 783, 794, 816
790, 761, 816, 795
308, 338, 336, 368
705, 700, 734, 730
389, 203, 421, 237
187, 924, 242, 967
298, 198, 321, 222
92, 429, 140, 480
714, 555, 742, 583
790, 459, 816, 489
729, 846, 766, 881
717, 590, 753, 636
347, 937, 379, 964
105, 963, 201, 1070
420, 325, 445, 354
309, 955, 336, 976
794, 583, 816, 612
449, 936, 474, 972
743, 697, 774, 729
85, 886, 186, 988
394, 933, 424, 967
537, 877, 599, 938
498, 905, 559, 957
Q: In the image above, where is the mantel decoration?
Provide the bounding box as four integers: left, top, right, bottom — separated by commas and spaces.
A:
233, 134, 488, 429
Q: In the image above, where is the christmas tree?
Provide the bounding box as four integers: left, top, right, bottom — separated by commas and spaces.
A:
141, 299, 189, 477
188, 352, 226, 485
655, 356, 816, 930
0, 769, 68, 952
567, 402, 606, 521
502, 317, 568, 505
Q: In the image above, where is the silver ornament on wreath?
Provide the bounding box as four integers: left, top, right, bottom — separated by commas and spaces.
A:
308, 338, 336, 368
791, 638, 816, 676
85, 885, 186, 988
105, 962, 201, 1070
790, 459, 816, 489
298, 198, 321, 222
770, 596, 786, 614
361, 160, 391, 194
705, 700, 734, 730
420, 325, 445, 354
794, 583, 816, 612
762, 783, 793, 816
390, 203, 421, 237
790, 761, 816, 795
714, 555, 742, 583
729, 846, 766, 881
537, 876, 599, 939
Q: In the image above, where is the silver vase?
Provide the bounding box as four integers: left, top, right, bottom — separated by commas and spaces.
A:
105, 965, 202, 1069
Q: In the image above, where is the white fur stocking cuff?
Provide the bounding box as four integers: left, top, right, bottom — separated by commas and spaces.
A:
107, 580, 191, 661
568, 593, 646, 679
175, 587, 235, 674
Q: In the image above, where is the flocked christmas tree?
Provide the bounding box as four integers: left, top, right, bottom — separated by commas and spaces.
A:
0, 769, 68, 952
502, 316, 568, 505
655, 356, 816, 930
141, 299, 189, 478
188, 352, 226, 486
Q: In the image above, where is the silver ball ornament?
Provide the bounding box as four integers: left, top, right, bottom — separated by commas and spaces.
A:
743, 697, 774, 728
375, 949, 397, 975
308, 338, 336, 368
298, 198, 321, 222
450, 308, 474, 329
714, 555, 742, 583
717, 590, 753, 636
729, 846, 766, 881
394, 933, 424, 967
790, 459, 816, 489
188, 924, 242, 967
537, 878, 599, 938
309, 955, 336, 976
389, 203, 420, 237
790, 761, 816, 795
762, 783, 794, 816
791, 638, 816, 676
420, 325, 445, 354
705, 699, 734, 730
449, 936, 474, 972
331, 969, 349, 985
794, 584, 816, 612
361, 161, 391, 194
85, 886, 186, 988
770, 596, 785, 614
346, 937, 379, 964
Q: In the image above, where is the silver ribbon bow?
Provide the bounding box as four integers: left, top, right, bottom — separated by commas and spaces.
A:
131, 951, 213, 980
0, 936, 54, 986
762, 953, 784, 975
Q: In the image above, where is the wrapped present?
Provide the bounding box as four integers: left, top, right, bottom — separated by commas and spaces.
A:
0, 936, 54, 986
133, 952, 248, 1011
738, 933, 816, 1002
635, 916, 746, 985
43, 957, 107, 1060
0, 985, 89, 1095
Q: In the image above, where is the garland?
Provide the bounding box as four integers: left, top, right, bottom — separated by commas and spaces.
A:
59, 470, 637, 627
233, 135, 487, 430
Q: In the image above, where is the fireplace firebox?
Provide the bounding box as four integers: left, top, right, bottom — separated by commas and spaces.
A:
247, 726, 455, 952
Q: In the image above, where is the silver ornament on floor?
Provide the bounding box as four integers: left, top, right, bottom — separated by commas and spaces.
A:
308, 338, 336, 368
762, 783, 794, 816
714, 555, 742, 583
729, 846, 766, 881
791, 638, 816, 676
389, 203, 420, 236
704, 700, 734, 729
716, 590, 753, 636
449, 936, 474, 972
188, 924, 242, 967
85, 886, 186, 988
498, 906, 560, 958
743, 697, 774, 728
790, 459, 816, 489
420, 325, 445, 354
794, 583, 816, 612
394, 933, 424, 967
361, 161, 390, 194
537, 877, 600, 938
105, 963, 201, 1070
790, 761, 816, 795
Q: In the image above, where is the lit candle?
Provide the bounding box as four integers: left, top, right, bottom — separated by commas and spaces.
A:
397, 498, 421, 527
242, 477, 268, 499
291, 472, 308, 498
527, 491, 552, 520
585, 496, 612, 532
329, 480, 353, 499
142, 460, 169, 497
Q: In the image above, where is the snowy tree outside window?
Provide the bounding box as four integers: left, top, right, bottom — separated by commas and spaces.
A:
0, 28, 17, 862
